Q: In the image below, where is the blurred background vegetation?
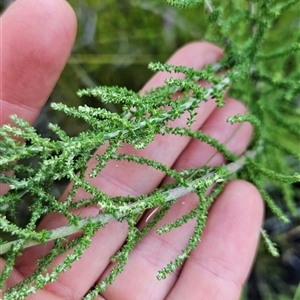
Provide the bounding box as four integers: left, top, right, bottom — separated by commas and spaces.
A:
1, 0, 299, 299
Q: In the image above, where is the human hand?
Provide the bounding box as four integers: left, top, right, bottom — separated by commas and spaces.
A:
0, 0, 263, 299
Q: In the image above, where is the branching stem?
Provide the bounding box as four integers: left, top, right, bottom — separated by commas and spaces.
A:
0, 149, 257, 255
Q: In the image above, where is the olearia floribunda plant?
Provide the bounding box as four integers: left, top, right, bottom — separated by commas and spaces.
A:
0, 0, 299, 298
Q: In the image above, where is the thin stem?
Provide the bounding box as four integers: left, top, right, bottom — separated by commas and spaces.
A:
2, 75, 232, 167
0, 148, 258, 255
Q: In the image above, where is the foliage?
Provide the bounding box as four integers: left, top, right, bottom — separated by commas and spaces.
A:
0, 0, 299, 298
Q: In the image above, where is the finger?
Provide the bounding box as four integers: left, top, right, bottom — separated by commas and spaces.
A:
0, 0, 77, 126
99, 99, 253, 299
167, 180, 263, 300
15, 42, 224, 299
170, 97, 252, 169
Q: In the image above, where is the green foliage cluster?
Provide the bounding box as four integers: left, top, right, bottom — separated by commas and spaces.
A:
0, 0, 299, 298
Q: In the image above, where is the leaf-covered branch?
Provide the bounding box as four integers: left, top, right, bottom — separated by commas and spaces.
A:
0, 148, 258, 255
0, 0, 299, 298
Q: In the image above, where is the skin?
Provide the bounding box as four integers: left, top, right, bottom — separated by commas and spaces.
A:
0, 0, 264, 299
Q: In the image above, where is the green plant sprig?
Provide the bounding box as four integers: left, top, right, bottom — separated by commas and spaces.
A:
0, 0, 299, 297
0, 148, 256, 256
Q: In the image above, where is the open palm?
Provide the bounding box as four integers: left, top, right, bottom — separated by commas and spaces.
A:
0, 1, 263, 299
